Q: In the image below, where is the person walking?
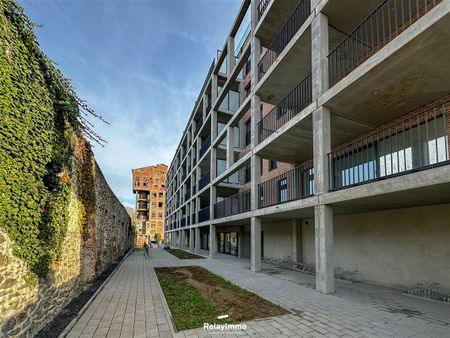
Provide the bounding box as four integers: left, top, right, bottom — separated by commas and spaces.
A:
143, 241, 149, 259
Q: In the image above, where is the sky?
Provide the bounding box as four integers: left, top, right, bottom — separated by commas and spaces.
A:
19, 0, 242, 208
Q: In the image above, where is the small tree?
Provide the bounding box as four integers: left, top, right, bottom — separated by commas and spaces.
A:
154, 233, 162, 244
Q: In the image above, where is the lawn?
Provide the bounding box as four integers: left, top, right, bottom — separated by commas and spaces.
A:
163, 248, 205, 259
155, 266, 289, 331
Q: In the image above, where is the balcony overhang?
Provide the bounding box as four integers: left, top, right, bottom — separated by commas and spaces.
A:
254, 102, 316, 163
320, 3, 450, 138
255, 0, 302, 46
255, 23, 312, 105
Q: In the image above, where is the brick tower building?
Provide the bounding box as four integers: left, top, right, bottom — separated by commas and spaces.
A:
132, 164, 167, 245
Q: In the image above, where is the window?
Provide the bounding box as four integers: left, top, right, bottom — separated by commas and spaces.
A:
143, 177, 148, 186
135, 176, 140, 186
278, 178, 287, 203
269, 160, 277, 171
245, 120, 251, 146
151, 212, 156, 218
158, 202, 163, 208
151, 223, 155, 228
158, 192, 163, 198
158, 212, 163, 218
151, 202, 156, 208
245, 165, 251, 183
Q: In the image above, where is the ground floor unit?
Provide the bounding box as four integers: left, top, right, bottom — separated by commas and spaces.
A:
166, 201, 450, 299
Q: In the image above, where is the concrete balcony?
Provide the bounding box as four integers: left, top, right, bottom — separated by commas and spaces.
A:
320, 0, 450, 143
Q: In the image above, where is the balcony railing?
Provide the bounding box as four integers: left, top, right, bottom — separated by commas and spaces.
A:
184, 190, 191, 202
258, 161, 314, 209
198, 171, 210, 191
199, 135, 211, 158
198, 206, 210, 223
257, 73, 312, 144
194, 117, 203, 137
328, 100, 450, 191
258, 0, 271, 21
258, 0, 310, 80
214, 189, 251, 219
328, 0, 442, 86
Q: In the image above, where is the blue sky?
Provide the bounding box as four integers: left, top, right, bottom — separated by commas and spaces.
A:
20, 0, 241, 207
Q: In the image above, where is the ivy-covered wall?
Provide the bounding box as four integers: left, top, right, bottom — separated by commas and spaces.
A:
0, 1, 133, 336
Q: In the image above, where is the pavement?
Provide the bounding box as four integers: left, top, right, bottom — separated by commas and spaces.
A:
66, 248, 450, 338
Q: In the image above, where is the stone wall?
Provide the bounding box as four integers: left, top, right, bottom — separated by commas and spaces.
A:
0, 152, 132, 337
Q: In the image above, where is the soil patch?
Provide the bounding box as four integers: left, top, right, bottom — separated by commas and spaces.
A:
155, 266, 289, 330
35, 249, 130, 338
164, 248, 205, 259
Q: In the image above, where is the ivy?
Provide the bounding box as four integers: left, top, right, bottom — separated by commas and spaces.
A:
0, 1, 104, 278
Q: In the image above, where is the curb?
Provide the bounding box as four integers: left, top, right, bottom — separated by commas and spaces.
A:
58, 248, 134, 338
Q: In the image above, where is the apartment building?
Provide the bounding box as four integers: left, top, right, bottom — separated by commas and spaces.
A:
132, 164, 167, 245
165, 0, 450, 295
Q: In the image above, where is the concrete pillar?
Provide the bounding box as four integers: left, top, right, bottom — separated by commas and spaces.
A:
311, 12, 329, 100
250, 154, 262, 210
189, 228, 194, 250
195, 197, 200, 224
291, 219, 301, 263
251, 217, 261, 271
210, 185, 216, 220
313, 106, 331, 194
226, 126, 235, 168
315, 205, 334, 294
210, 147, 217, 179
212, 74, 218, 103
237, 229, 244, 258
180, 230, 185, 248
227, 36, 235, 77
209, 224, 217, 258
195, 227, 201, 253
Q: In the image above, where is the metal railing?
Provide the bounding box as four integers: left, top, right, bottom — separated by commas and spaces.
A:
199, 171, 210, 191
194, 117, 203, 137
258, 0, 310, 80
328, 100, 450, 191
214, 189, 251, 219
258, 0, 271, 21
257, 73, 312, 144
198, 207, 210, 223
258, 161, 314, 208
184, 190, 191, 202
328, 0, 442, 86
199, 135, 211, 158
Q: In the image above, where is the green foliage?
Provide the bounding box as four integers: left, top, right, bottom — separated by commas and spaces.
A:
0, 1, 102, 277
154, 233, 161, 243
164, 248, 205, 260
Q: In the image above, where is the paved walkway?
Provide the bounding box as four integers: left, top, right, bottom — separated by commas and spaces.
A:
67, 249, 450, 338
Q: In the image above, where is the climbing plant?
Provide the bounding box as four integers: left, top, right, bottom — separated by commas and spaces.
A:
0, 0, 105, 278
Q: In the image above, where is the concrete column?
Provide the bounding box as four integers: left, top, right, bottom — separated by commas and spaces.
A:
189, 228, 194, 250
210, 185, 216, 220
180, 229, 185, 248
195, 197, 200, 224
210, 147, 217, 179
311, 12, 329, 100
315, 205, 334, 294
237, 229, 244, 258
203, 93, 208, 119
209, 224, 217, 258
250, 217, 261, 272
313, 106, 331, 194
194, 227, 200, 253
226, 126, 235, 168
227, 36, 235, 77
212, 74, 218, 103
291, 219, 301, 263
250, 154, 261, 210
211, 110, 218, 140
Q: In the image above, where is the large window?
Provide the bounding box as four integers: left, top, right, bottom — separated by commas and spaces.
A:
331, 115, 449, 189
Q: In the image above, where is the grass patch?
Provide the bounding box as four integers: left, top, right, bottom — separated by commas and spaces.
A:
155, 266, 289, 331
156, 272, 231, 331
134, 247, 144, 252
164, 248, 205, 259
